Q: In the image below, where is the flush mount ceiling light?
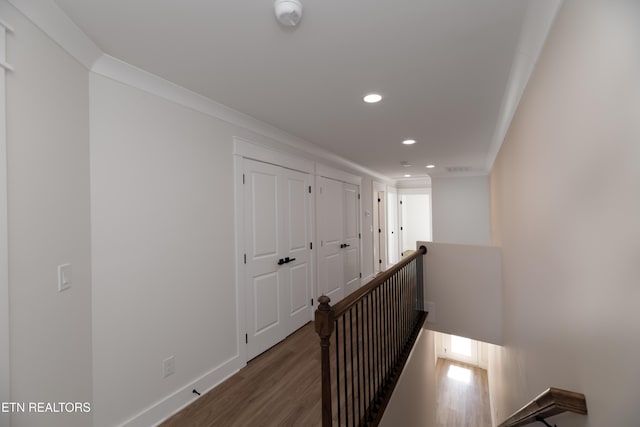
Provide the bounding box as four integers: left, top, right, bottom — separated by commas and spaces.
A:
274, 0, 303, 27
402, 139, 416, 145
363, 93, 382, 103
404, 174, 411, 178
426, 164, 435, 169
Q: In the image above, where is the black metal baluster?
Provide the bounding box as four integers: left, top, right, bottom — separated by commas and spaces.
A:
341, 316, 348, 426
349, 310, 355, 426
336, 318, 341, 426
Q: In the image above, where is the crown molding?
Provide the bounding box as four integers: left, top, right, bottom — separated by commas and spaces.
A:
92, 55, 390, 183
7, 0, 102, 68
485, 0, 564, 171
9, 0, 390, 183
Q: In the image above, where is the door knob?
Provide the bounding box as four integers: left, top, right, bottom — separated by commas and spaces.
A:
278, 258, 285, 265
286, 258, 296, 263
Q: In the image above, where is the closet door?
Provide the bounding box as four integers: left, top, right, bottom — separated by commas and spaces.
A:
244, 159, 285, 359
317, 177, 344, 302
281, 167, 312, 333
343, 183, 361, 295
244, 160, 312, 359
318, 178, 361, 302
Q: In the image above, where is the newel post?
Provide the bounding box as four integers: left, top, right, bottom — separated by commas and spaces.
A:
315, 295, 334, 427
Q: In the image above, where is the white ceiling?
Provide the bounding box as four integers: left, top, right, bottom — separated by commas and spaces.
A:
53, 0, 532, 180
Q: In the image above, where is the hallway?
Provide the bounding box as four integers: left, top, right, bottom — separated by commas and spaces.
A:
435, 358, 491, 427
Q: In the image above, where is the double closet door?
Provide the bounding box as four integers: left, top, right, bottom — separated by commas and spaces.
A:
317, 176, 361, 304
244, 159, 312, 360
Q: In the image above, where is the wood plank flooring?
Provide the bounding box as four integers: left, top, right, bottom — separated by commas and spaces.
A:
161, 322, 322, 427
435, 358, 492, 427
161, 325, 492, 427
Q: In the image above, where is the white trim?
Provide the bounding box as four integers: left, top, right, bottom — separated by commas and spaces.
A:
120, 355, 243, 427
485, 0, 563, 171
233, 136, 314, 175
233, 155, 248, 367
92, 55, 388, 182
0, 17, 10, 427
0, 17, 14, 32
7, 0, 101, 69
315, 163, 361, 186
7, 1, 390, 183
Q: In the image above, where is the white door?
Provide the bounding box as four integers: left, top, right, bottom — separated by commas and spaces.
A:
317, 177, 344, 302
244, 159, 284, 359
387, 191, 399, 265
281, 167, 313, 333
244, 159, 312, 359
374, 191, 386, 272
343, 183, 361, 295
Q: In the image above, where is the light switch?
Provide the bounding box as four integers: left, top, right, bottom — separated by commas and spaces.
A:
58, 264, 72, 292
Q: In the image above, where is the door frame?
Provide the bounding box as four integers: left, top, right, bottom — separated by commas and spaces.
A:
233, 137, 315, 364
372, 181, 386, 272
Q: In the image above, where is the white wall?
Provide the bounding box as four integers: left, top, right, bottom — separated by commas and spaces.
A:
431, 176, 490, 246
3, 3, 93, 426
90, 73, 248, 426
400, 191, 432, 253
423, 242, 502, 346
489, 1, 640, 426
379, 329, 436, 427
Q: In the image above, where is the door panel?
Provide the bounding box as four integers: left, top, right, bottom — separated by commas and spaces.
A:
244, 159, 285, 359
387, 191, 399, 265
282, 168, 312, 332
251, 172, 279, 257
289, 263, 309, 316
318, 177, 344, 302
253, 272, 280, 334
343, 183, 360, 294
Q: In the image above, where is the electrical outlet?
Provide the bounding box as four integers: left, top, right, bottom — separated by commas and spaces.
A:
163, 356, 175, 378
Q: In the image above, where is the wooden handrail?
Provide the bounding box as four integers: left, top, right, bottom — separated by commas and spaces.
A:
331, 245, 427, 318
498, 387, 587, 427
315, 245, 428, 426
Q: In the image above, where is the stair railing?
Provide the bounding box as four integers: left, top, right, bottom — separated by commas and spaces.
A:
315, 245, 427, 426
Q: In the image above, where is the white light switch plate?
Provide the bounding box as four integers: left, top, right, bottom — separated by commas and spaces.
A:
58, 263, 72, 292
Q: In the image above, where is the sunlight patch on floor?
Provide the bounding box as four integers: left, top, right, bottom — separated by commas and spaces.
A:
447, 364, 472, 383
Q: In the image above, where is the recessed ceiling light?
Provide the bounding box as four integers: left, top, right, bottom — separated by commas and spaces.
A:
426, 164, 435, 169
404, 174, 411, 178
363, 93, 382, 103
402, 139, 416, 145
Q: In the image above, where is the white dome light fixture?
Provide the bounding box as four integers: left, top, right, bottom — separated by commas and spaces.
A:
274, 0, 303, 27
402, 139, 416, 145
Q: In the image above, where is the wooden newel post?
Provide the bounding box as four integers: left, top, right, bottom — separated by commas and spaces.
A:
315, 295, 334, 427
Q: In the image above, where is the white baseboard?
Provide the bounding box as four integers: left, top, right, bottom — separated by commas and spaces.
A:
121, 355, 244, 427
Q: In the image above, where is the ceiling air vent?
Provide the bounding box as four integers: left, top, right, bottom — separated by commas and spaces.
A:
445, 166, 472, 173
